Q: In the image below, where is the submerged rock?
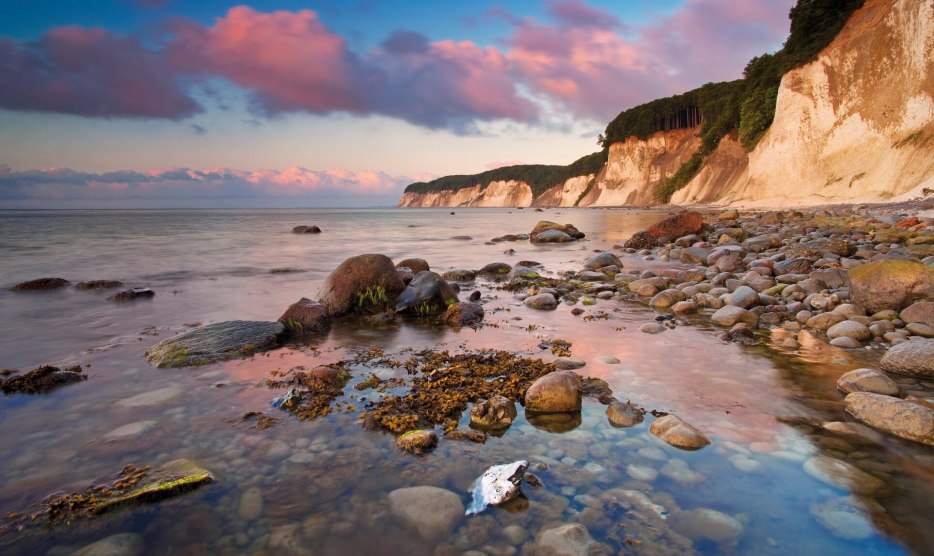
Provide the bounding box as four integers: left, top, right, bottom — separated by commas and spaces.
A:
145, 321, 285, 368
668, 508, 744, 544
649, 414, 710, 450
75, 280, 124, 290
388, 485, 464, 541
10, 277, 69, 291
0, 364, 86, 395
317, 253, 406, 315
278, 297, 331, 334
879, 338, 934, 378
529, 523, 605, 556
110, 288, 155, 301
396, 429, 439, 455
606, 401, 644, 427
466, 460, 528, 515
803, 456, 887, 495
442, 301, 484, 327
92, 459, 213, 514
845, 392, 934, 446
292, 225, 321, 233
73, 533, 144, 556
525, 370, 582, 413
395, 271, 458, 315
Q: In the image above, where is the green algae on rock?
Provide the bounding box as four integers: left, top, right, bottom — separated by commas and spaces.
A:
848, 260, 934, 313
145, 320, 286, 368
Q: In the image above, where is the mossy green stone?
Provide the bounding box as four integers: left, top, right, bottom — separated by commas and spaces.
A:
848, 260, 934, 313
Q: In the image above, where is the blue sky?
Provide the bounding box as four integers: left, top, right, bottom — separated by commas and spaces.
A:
0, 0, 794, 207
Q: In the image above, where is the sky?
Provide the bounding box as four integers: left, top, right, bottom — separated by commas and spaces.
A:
0, 0, 796, 208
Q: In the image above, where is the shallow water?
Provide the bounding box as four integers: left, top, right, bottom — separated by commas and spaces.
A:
0, 208, 931, 555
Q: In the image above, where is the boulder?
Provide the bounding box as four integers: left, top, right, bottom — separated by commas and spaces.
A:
530, 221, 585, 243
278, 298, 331, 334
75, 280, 124, 290
0, 364, 86, 395
395, 271, 457, 315
10, 277, 70, 291
900, 301, 934, 327
396, 430, 439, 455
525, 370, 582, 413
317, 254, 406, 315
443, 302, 484, 327
583, 252, 621, 270
710, 305, 759, 328
879, 338, 934, 378
509, 265, 541, 280
524, 293, 557, 310
649, 414, 710, 450
649, 289, 685, 309
292, 225, 321, 233
110, 288, 155, 301
145, 321, 285, 368
396, 258, 430, 273
479, 262, 512, 277
826, 321, 871, 342
387, 486, 464, 541
442, 269, 476, 282
646, 211, 704, 239
835, 368, 901, 397
727, 286, 759, 309
606, 401, 644, 427
848, 260, 934, 313
624, 231, 658, 250
844, 392, 934, 446
532, 229, 574, 243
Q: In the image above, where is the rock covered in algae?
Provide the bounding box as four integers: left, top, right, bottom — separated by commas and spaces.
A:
145, 320, 285, 367
466, 460, 528, 516
92, 459, 214, 514
396, 429, 438, 455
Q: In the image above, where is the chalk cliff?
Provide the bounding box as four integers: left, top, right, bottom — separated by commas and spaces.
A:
400, 0, 933, 208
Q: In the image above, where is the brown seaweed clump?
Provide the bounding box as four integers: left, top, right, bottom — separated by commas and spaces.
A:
361, 350, 556, 434
0, 365, 86, 395
267, 364, 352, 420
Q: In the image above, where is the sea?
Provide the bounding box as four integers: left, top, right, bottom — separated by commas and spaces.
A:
0, 208, 930, 555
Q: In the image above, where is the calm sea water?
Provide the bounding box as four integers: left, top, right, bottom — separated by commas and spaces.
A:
0, 208, 931, 555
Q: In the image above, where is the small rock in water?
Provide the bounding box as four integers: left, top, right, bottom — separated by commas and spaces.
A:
73, 533, 143, 556
650, 414, 710, 450
466, 460, 528, 515
110, 288, 155, 301
606, 401, 644, 428
396, 429, 439, 455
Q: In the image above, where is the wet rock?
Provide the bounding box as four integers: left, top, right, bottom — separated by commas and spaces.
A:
444, 428, 487, 443
845, 392, 934, 446
238, 486, 263, 521
470, 396, 517, 430
649, 414, 710, 450
75, 280, 124, 290
623, 230, 658, 250
102, 420, 157, 442
669, 508, 743, 544
116, 385, 183, 407
524, 293, 557, 310
466, 460, 528, 515
649, 289, 685, 309
395, 271, 458, 315
292, 225, 321, 233
577, 270, 607, 282
530, 523, 605, 556
93, 459, 213, 514
317, 253, 406, 315
397, 258, 430, 273
527, 411, 582, 433
479, 262, 512, 277
10, 277, 70, 291
396, 430, 439, 455
443, 301, 484, 327
525, 371, 582, 413
830, 334, 861, 348
0, 364, 86, 395
811, 499, 875, 541
530, 221, 584, 243
605, 401, 644, 427
727, 285, 759, 309
826, 320, 871, 341
73, 533, 143, 556
109, 288, 155, 301
553, 357, 586, 370
583, 252, 621, 270
803, 456, 887, 495
388, 486, 464, 541
509, 265, 541, 280
806, 311, 848, 330
640, 322, 665, 334
646, 211, 704, 239
278, 297, 331, 334
710, 305, 759, 328
443, 269, 477, 282
145, 321, 285, 368
900, 301, 934, 327
848, 260, 934, 313
836, 369, 901, 396
880, 338, 934, 378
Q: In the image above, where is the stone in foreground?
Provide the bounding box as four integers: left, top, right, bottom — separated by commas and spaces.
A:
606, 401, 644, 427
650, 414, 710, 450
803, 456, 887, 495
835, 368, 901, 396
317, 253, 406, 315
848, 260, 934, 313
73, 533, 143, 556
525, 370, 582, 413
145, 321, 285, 368
0, 364, 86, 395
396, 429, 438, 455
10, 277, 70, 291
845, 392, 934, 446
466, 460, 528, 515
93, 459, 213, 514
529, 523, 605, 556
278, 297, 331, 334
879, 338, 934, 378
388, 485, 464, 541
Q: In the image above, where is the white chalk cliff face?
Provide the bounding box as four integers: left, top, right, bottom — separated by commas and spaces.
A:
400, 0, 933, 208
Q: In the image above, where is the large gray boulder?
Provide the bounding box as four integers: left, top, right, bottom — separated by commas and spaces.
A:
848, 260, 934, 313
317, 254, 406, 315
845, 392, 934, 446
145, 321, 285, 368
880, 338, 934, 378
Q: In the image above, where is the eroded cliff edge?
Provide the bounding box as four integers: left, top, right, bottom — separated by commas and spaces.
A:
400, 0, 933, 208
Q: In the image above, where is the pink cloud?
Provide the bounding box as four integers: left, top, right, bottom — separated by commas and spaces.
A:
0, 27, 197, 118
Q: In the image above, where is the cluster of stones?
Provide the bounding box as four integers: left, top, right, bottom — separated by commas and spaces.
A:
8, 276, 154, 301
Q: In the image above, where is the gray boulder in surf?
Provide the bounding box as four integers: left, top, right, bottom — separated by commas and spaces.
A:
466, 460, 528, 516
145, 320, 286, 368
395, 271, 458, 315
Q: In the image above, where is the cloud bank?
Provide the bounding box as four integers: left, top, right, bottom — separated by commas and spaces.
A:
0, 0, 794, 129
0, 164, 419, 208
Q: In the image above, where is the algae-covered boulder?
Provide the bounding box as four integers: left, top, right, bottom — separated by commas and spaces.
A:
278, 297, 331, 334
848, 260, 934, 313
525, 370, 582, 413
396, 430, 438, 455
317, 253, 406, 315
145, 321, 285, 368
443, 301, 484, 327
530, 221, 584, 243
92, 459, 214, 514
646, 211, 704, 240
395, 271, 458, 315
